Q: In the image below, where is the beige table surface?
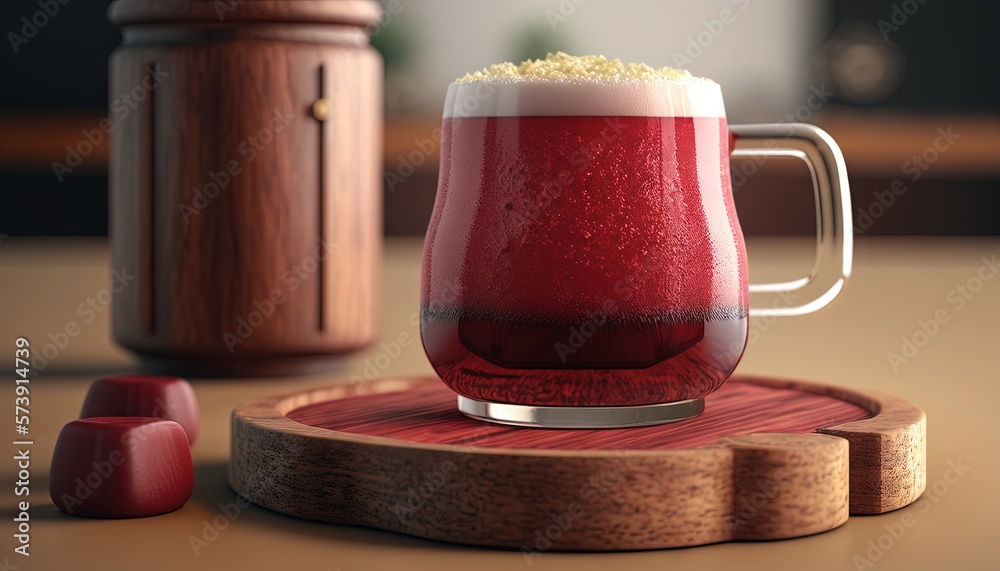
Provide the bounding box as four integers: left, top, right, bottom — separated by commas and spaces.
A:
0, 236, 997, 571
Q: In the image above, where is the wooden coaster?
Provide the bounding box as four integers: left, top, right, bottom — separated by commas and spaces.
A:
229, 375, 926, 551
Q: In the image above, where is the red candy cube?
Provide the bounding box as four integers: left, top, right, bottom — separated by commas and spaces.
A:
49, 417, 194, 518
81, 375, 200, 444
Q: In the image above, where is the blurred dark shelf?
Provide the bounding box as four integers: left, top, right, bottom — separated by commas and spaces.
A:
1, 111, 998, 236
3, 110, 999, 178
0, 173, 108, 236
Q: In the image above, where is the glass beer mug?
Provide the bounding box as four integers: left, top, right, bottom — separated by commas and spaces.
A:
420, 55, 852, 428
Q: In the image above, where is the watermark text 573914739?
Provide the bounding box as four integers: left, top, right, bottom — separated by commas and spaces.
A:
13, 337, 33, 558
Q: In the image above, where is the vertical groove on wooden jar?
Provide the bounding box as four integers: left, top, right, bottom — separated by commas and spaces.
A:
142, 61, 157, 336
317, 63, 327, 332
108, 0, 383, 375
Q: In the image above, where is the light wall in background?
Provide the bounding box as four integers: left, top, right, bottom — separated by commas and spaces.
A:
388, 0, 828, 122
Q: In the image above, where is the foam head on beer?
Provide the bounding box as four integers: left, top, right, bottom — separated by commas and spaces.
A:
444, 52, 725, 118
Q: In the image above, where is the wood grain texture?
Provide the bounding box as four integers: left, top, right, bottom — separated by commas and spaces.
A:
229, 375, 927, 550
285, 380, 870, 449
109, 1, 382, 376
741, 375, 927, 514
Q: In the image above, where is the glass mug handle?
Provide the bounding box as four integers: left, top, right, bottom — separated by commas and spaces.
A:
730, 123, 853, 317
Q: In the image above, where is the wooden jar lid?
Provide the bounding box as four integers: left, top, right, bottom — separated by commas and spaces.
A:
108, 0, 382, 27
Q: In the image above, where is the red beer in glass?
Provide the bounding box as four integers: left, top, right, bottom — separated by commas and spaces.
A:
421, 60, 851, 428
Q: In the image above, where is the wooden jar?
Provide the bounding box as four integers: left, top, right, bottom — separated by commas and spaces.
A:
107, 0, 382, 376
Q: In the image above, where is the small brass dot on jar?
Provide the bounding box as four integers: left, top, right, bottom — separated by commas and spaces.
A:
312, 98, 332, 122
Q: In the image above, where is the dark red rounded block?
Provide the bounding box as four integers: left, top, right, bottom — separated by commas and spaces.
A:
81, 375, 200, 444
49, 417, 194, 518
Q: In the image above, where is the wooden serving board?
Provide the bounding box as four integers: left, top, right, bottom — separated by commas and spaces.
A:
229, 375, 926, 551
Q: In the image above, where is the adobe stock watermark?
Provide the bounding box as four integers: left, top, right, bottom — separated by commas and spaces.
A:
188, 444, 286, 556
384, 82, 498, 193
384, 130, 441, 194
221, 237, 338, 353
7, 0, 72, 54
179, 108, 295, 223
350, 278, 461, 387
212, 0, 240, 20
391, 426, 491, 525
392, 459, 459, 524
30, 267, 136, 373
521, 452, 633, 565
887, 254, 998, 372
552, 252, 655, 364
856, 127, 960, 235
508, 117, 627, 238
52, 64, 170, 182
52, 418, 173, 515
877, 0, 929, 40
545, 0, 587, 30
670, 0, 751, 67
188, 494, 253, 556
365, 0, 414, 39
726, 290, 801, 360
852, 458, 970, 570
730, 83, 834, 191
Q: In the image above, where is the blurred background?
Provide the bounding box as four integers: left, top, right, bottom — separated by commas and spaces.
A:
1, 0, 997, 237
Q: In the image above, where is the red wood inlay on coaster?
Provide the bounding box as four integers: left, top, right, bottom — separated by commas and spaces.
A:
287, 380, 871, 450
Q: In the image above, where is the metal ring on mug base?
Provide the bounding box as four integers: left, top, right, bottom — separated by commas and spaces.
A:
456, 396, 705, 429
